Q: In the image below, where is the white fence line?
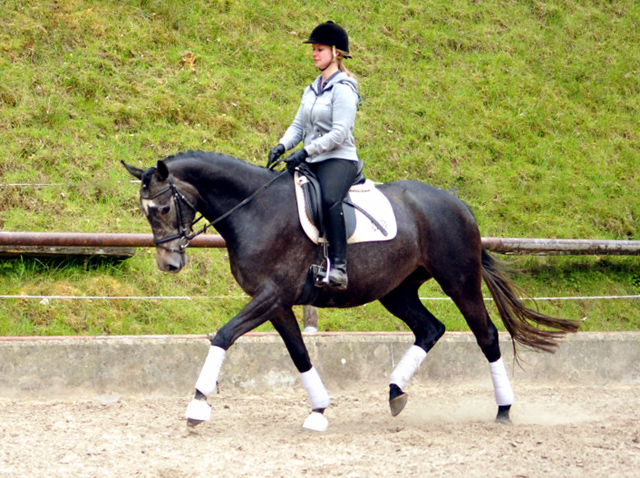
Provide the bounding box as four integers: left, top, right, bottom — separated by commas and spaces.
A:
1, 294, 638, 302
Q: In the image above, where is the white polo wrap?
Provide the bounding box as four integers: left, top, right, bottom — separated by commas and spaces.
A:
489, 357, 515, 406
389, 345, 427, 390
300, 367, 330, 410
195, 345, 226, 397
185, 399, 212, 422
302, 411, 328, 432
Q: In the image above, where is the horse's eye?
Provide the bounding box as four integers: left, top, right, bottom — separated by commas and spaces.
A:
161, 206, 171, 215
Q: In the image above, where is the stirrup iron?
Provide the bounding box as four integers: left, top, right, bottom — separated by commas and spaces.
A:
312, 241, 332, 287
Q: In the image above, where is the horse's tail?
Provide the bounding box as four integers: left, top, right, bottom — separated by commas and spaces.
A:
481, 248, 580, 355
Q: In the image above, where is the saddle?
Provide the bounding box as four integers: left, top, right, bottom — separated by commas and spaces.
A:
293, 162, 397, 245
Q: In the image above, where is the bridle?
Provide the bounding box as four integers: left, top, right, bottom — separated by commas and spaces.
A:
141, 176, 199, 253
142, 170, 289, 254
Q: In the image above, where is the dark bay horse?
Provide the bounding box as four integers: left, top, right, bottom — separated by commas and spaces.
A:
123, 151, 579, 430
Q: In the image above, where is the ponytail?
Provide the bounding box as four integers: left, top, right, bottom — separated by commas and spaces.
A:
332, 45, 354, 78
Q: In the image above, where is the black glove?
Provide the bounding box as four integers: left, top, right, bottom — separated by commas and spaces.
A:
284, 148, 308, 170
267, 144, 286, 168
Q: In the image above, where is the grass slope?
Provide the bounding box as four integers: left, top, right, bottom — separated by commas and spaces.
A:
0, 0, 638, 336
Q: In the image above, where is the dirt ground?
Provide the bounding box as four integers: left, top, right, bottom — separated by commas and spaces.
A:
1, 383, 639, 478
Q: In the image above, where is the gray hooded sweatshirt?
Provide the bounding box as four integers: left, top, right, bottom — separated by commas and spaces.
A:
279, 71, 359, 163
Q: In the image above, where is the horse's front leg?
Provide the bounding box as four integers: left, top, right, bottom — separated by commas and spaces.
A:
271, 311, 330, 432
186, 291, 283, 427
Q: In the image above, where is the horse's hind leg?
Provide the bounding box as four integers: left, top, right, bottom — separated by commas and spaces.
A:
271, 310, 330, 432
450, 292, 514, 424
379, 280, 446, 417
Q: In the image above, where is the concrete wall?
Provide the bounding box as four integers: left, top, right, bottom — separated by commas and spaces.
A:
0, 332, 638, 399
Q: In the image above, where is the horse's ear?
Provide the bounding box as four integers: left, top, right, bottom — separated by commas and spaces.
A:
156, 160, 170, 181
122, 160, 144, 180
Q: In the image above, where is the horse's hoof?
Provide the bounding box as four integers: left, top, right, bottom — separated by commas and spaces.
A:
495, 405, 512, 425
302, 411, 328, 432
187, 418, 205, 428
495, 414, 513, 425
389, 393, 408, 417
185, 399, 211, 426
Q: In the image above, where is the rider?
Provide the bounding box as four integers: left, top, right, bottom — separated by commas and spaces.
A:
267, 21, 361, 290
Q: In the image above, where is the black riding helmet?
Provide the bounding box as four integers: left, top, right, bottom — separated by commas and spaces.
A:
303, 21, 351, 58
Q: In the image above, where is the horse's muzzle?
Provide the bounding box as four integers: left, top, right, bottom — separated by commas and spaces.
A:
156, 248, 187, 273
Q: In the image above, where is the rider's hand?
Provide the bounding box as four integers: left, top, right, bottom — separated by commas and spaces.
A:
284, 148, 308, 170
267, 144, 286, 168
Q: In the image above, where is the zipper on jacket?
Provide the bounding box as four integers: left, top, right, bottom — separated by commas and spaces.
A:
309, 92, 320, 135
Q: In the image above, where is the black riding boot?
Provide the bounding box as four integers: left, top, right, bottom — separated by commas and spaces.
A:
325, 202, 348, 289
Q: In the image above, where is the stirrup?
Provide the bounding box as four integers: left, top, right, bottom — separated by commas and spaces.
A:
312, 259, 348, 289
311, 241, 348, 289
312, 241, 332, 288
313, 257, 332, 288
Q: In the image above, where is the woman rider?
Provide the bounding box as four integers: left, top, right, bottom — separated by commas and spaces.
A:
267, 21, 361, 290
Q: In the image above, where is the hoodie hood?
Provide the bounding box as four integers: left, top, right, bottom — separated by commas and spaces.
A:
311, 71, 359, 97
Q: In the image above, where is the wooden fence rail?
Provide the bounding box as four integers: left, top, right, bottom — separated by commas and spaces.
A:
480, 237, 640, 255
0, 232, 639, 256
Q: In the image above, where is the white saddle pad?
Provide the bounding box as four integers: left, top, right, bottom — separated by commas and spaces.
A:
294, 172, 397, 245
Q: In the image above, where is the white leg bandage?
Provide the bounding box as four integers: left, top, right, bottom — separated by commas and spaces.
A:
185, 398, 212, 422
195, 345, 226, 397
300, 367, 330, 410
390, 345, 427, 390
489, 358, 515, 406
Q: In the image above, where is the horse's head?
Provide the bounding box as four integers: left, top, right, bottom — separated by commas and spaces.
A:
122, 159, 198, 273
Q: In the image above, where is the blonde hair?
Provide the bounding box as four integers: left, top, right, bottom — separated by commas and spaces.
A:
332, 45, 354, 78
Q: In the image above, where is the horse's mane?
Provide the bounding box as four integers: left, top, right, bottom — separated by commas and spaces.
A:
161, 150, 236, 165
161, 150, 272, 175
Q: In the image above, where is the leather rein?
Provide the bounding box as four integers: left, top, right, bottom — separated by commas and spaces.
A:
143, 171, 288, 253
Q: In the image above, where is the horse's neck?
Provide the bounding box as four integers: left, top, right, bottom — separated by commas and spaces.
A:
174, 155, 277, 229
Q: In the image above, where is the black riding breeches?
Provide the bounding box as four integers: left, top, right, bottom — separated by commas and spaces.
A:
311, 159, 360, 212
309, 159, 359, 261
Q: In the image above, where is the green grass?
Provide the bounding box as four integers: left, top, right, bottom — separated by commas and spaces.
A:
0, 0, 639, 336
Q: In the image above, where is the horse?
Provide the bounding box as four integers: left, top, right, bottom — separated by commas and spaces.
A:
122, 150, 579, 431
